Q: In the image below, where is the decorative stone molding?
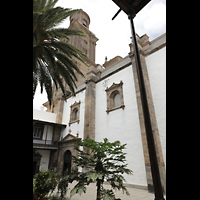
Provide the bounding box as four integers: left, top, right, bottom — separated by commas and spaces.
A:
69, 101, 81, 126
105, 81, 125, 114
57, 131, 81, 174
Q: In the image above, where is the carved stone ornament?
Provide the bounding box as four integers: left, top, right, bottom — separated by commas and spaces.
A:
69, 101, 81, 126
105, 81, 125, 114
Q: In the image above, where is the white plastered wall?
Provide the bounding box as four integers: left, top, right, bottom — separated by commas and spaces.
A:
37, 150, 51, 171
95, 64, 147, 186
61, 90, 86, 139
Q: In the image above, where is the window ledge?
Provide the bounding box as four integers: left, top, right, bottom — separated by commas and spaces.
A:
69, 119, 80, 126
106, 104, 125, 114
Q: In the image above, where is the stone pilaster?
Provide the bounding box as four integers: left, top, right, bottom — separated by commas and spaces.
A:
129, 46, 166, 193
83, 65, 97, 141
55, 97, 65, 124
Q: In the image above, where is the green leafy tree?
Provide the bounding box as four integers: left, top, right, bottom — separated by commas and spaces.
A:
69, 138, 133, 200
33, 0, 87, 106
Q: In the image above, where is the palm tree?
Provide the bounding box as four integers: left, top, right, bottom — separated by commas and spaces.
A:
33, 0, 87, 106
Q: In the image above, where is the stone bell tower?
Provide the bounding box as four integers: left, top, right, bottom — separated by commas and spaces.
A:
68, 10, 98, 66
43, 10, 99, 125
68, 10, 99, 142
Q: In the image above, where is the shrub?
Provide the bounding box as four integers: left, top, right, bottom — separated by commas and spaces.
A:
33, 170, 58, 199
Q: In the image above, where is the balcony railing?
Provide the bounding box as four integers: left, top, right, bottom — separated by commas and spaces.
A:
33, 139, 58, 149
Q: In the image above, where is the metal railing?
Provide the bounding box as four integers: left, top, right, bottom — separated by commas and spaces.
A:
33, 139, 58, 147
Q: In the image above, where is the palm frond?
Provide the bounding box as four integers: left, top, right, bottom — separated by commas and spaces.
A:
33, 0, 87, 106
33, 72, 38, 98
56, 61, 76, 95
33, 0, 59, 13
45, 28, 85, 40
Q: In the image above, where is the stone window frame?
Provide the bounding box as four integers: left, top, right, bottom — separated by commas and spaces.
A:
33, 123, 44, 139
82, 47, 87, 56
82, 39, 88, 45
69, 101, 81, 126
105, 81, 125, 114
82, 19, 87, 27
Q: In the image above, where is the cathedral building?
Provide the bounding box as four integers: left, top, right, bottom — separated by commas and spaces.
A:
33, 10, 166, 192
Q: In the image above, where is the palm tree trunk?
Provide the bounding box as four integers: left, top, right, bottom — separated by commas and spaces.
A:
96, 179, 101, 200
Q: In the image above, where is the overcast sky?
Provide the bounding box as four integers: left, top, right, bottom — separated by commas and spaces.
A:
33, 0, 166, 110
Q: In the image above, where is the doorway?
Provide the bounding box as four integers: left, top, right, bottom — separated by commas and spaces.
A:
63, 150, 72, 175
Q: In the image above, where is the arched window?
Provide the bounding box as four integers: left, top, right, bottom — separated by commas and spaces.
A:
69, 101, 81, 126
74, 109, 78, 121
105, 81, 125, 114
113, 93, 121, 108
